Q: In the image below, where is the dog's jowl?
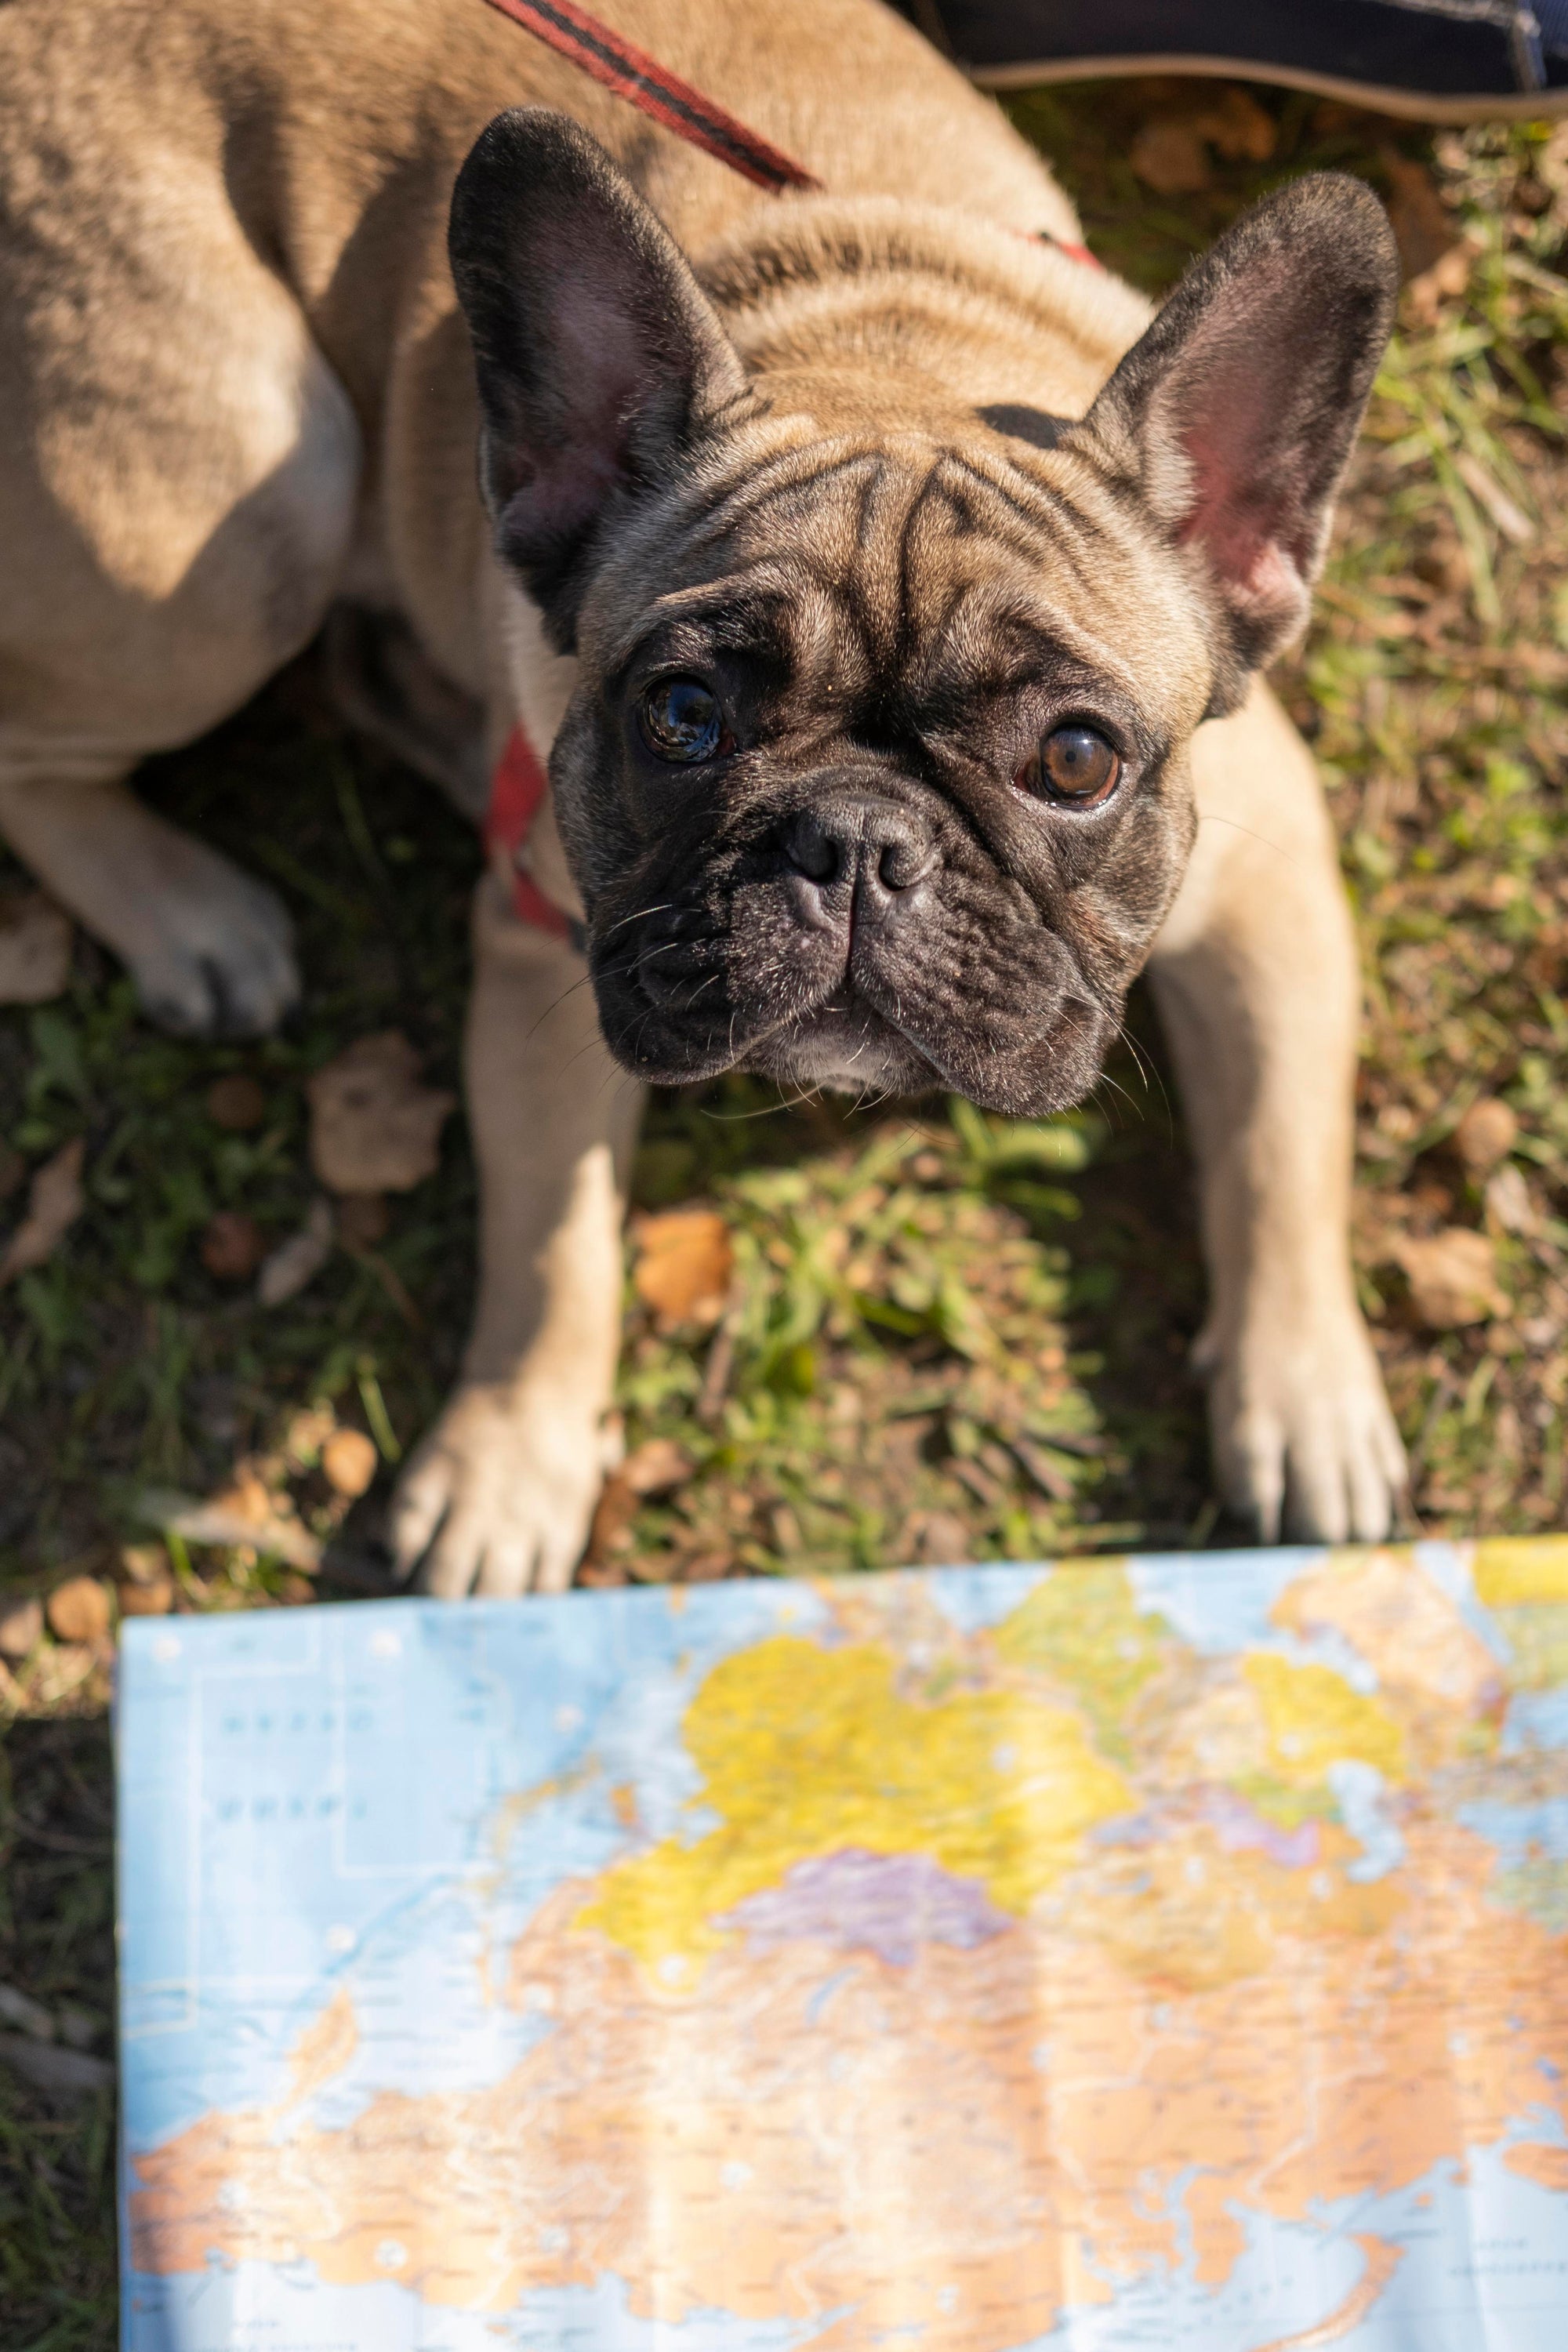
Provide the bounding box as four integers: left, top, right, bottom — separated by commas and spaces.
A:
0, 0, 1407, 1591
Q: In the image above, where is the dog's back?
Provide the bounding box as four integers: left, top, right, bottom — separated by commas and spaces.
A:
0, 0, 1083, 728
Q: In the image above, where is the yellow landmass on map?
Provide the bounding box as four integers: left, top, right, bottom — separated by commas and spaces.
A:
575, 1635, 1131, 1969
992, 1563, 1167, 1749
129, 1820, 1568, 2350
1497, 1605, 1568, 1689
1473, 1537, 1568, 1607
1244, 1653, 1406, 1785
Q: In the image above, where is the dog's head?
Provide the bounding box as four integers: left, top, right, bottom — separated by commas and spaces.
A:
450, 113, 1396, 1113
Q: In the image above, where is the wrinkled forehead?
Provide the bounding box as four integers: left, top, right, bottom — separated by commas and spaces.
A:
591, 433, 1213, 727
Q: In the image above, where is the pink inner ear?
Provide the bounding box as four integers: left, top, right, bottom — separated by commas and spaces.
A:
1175, 409, 1307, 623
1160, 269, 1320, 626
514, 288, 655, 535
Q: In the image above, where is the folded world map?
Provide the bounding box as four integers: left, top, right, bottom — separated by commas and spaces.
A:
118, 1542, 1568, 2349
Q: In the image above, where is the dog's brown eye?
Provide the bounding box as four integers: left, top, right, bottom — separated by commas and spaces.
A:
1019, 724, 1120, 805
640, 677, 724, 764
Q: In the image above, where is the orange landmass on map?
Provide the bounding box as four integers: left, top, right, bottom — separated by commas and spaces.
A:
1274, 1548, 1503, 1720
283, 1981, 357, 2108
129, 1819, 1568, 2350
1057, 1817, 1403, 1991
1505, 2140, 1568, 2191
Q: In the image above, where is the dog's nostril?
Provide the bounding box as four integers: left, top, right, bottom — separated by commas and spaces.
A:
784, 815, 840, 885
877, 838, 930, 892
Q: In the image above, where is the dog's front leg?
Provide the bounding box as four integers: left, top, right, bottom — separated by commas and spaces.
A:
1146, 681, 1406, 1543
390, 873, 641, 1596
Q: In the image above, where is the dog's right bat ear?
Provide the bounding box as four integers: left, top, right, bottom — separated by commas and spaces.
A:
1073, 172, 1398, 712
449, 109, 748, 648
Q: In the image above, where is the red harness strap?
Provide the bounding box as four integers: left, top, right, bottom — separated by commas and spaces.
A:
485, 724, 575, 940
1047, 235, 1102, 271
479, 0, 1099, 933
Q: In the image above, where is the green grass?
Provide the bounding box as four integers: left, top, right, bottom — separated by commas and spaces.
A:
3, 82, 1568, 2347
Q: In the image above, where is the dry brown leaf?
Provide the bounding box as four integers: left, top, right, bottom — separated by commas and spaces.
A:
632, 1208, 733, 1330
0, 1138, 85, 1287
0, 1596, 42, 1662
307, 1032, 455, 1195
120, 1542, 170, 1586
1196, 88, 1276, 164
45, 1577, 111, 1646
1127, 89, 1273, 197
1381, 149, 1463, 282
1392, 1226, 1507, 1328
0, 890, 73, 1006
1128, 118, 1211, 195
622, 1437, 694, 1497
200, 1210, 267, 1283
117, 1577, 174, 1617
321, 1428, 378, 1499
1454, 1096, 1519, 1173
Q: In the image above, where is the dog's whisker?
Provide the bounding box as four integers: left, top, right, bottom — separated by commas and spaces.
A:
601, 900, 677, 938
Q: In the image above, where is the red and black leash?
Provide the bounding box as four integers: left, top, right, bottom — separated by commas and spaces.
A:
477, 0, 1098, 935
481, 0, 822, 192
480, 0, 1101, 261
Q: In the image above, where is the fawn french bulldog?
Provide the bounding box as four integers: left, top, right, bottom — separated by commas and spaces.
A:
0, 0, 1405, 1591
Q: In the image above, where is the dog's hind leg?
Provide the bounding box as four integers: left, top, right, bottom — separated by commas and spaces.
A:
1148, 681, 1407, 1544
0, 213, 359, 1035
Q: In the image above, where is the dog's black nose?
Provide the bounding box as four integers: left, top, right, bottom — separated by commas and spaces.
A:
783, 793, 935, 907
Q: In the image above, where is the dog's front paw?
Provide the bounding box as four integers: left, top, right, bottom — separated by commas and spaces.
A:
130, 854, 300, 1038
387, 1382, 606, 1598
1201, 1306, 1407, 1545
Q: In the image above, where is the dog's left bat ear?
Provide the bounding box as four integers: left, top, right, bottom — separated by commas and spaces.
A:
1076, 173, 1398, 707
448, 108, 749, 647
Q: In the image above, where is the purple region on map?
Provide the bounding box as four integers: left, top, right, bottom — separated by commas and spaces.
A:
1204, 1788, 1321, 1869
1091, 1793, 1320, 1870
720, 1848, 1010, 1967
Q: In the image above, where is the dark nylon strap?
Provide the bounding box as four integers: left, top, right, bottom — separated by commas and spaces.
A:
480, 0, 825, 191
